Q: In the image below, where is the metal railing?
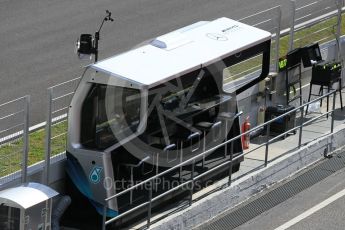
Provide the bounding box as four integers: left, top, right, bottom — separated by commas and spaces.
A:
0, 0, 343, 226
288, 0, 344, 52
0, 96, 30, 187
239, 6, 282, 73
102, 89, 338, 229
43, 77, 80, 185
17, 0, 345, 188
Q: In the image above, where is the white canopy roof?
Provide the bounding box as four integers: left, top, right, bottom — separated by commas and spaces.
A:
0, 183, 58, 209
92, 17, 271, 88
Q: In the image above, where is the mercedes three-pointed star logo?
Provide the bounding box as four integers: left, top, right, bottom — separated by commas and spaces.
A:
206, 33, 228, 41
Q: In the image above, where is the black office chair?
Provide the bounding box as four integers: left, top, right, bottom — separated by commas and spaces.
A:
218, 111, 243, 157
151, 143, 177, 191
176, 131, 201, 180
118, 156, 150, 204
195, 121, 222, 167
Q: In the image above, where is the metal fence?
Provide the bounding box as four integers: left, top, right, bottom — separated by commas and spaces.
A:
43, 77, 80, 185
0, 96, 29, 187
288, 0, 344, 52
0, 0, 343, 227
102, 89, 338, 229
100, 1, 345, 227
223, 6, 281, 85
0, 0, 342, 188
239, 6, 282, 73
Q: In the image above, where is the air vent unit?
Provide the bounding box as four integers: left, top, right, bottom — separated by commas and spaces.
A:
150, 32, 192, 50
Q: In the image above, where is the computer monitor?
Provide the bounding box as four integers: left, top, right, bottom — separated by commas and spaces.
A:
286, 48, 302, 68
301, 43, 322, 67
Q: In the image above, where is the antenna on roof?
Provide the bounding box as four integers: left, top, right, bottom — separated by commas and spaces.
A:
75, 10, 114, 63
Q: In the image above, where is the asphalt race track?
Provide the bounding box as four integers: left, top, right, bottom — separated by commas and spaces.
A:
0, 0, 320, 125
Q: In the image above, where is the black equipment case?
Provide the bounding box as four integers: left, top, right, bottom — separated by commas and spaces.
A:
265, 105, 296, 137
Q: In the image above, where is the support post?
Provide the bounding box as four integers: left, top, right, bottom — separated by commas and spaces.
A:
228, 140, 234, 186
147, 181, 153, 229
274, 6, 282, 73
335, 0, 343, 61
21, 95, 30, 183
102, 204, 107, 230
94, 32, 99, 63
288, 0, 296, 51
331, 91, 336, 133
44, 88, 53, 185
298, 106, 304, 148
189, 160, 195, 206
265, 123, 270, 167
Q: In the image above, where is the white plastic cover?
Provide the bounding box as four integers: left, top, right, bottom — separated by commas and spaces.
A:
0, 182, 58, 209
92, 17, 271, 88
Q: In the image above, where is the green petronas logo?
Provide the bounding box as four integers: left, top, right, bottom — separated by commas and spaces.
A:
89, 166, 103, 184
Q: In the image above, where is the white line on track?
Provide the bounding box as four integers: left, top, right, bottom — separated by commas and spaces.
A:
274, 187, 345, 230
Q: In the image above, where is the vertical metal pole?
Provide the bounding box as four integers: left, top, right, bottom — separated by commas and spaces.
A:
275, 6, 282, 73
102, 204, 107, 230
94, 32, 99, 63
298, 107, 304, 148
335, 0, 342, 61
155, 153, 159, 192
189, 160, 195, 206
179, 142, 183, 180
265, 123, 270, 167
331, 91, 336, 133
202, 132, 206, 166
228, 140, 234, 186
327, 85, 331, 119
299, 65, 302, 106
288, 0, 296, 51
44, 88, 53, 185
286, 69, 290, 105
147, 181, 153, 229
130, 167, 133, 204
224, 120, 228, 158
22, 95, 30, 183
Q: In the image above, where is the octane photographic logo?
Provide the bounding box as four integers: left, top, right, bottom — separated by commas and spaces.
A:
104, 39, 238, 169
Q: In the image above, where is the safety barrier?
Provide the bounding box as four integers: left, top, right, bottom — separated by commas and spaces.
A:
239, 6, 281, 73
36, 1, 345, 188
43, 77, 80, 184
0, 96, 29, 187
288, 0, 344, 53
0, 0, 344, 227
101, 89, 338, 229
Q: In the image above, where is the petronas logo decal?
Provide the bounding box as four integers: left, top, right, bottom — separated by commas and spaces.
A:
89, 166, 103, 184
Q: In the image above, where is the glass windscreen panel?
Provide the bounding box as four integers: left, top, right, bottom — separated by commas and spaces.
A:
81, 84, 142, 150
223, 53, 263, 93
0, 206, 20, 230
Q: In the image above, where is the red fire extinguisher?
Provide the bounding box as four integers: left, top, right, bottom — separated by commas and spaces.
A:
242, 116, 251, 149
